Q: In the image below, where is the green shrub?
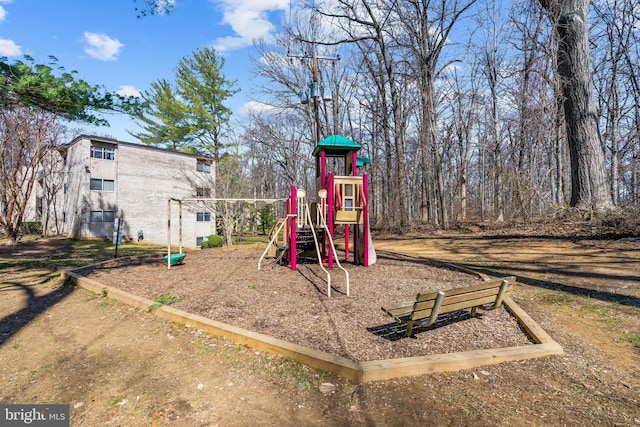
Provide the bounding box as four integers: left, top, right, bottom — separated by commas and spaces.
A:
20, 221, 42, 235
207, 234, 223, 247
200, 240, 210, 249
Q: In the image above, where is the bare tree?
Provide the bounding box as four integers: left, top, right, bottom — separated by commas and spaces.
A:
396, 0, 477, 228
536, 0, 614, 211
314, 0, 413, 228
215, 154, 253, 246
441, 67, 479, 221
349, 39, 405, 227
0, 108, 62, 244
243, 110, 315, 193
38, 134, 68, 236
475, 0, 508, 221
591, 0, 640, 206
506, 2, 558, 217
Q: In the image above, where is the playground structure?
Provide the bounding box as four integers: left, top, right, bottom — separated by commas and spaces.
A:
67, 254, 563, 384
94, 136, 564, 383
165, 134, 376, 297
258, 135, 377, 295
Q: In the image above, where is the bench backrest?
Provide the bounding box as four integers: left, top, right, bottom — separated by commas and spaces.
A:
410, 277, 515, 321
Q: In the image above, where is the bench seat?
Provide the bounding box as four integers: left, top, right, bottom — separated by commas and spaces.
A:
382, 276, 516, 337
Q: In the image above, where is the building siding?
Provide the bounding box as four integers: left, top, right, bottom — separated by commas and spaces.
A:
60, 135, 215, 248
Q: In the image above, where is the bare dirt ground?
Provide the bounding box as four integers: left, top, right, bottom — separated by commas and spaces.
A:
1, 228, 639, 426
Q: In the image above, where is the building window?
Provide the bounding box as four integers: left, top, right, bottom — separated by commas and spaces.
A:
196, 236, 208, 246
90, 210, 115, 223
197, 161, 211, 173
197, 212, 211, 222
196, 187, 211, 198
103, 211, 115, 222
91, 145, 115, 160
90, 178, 115, 191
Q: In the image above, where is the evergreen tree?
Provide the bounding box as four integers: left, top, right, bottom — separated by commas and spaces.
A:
176, 47, 239, 162
130, 47, 239, 160
0, 55, 136, 125
129, 79, 191, 150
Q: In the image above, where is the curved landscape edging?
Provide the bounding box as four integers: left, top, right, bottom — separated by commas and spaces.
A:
63, 262, 563, 384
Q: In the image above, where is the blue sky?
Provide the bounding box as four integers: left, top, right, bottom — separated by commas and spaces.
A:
0, 0, 290, 141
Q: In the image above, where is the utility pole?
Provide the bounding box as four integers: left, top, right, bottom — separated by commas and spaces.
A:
288, 49, 339, 145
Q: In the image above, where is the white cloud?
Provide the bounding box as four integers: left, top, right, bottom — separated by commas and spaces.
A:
83, 32, 124, 61
212, 0, 289, 52
116, 85, 141, 97
0, 0, 13, 22
240, 100, 277, 117
0, 38, 21, 56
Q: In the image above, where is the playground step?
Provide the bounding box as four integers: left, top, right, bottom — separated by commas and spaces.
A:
295, 226, 323, 247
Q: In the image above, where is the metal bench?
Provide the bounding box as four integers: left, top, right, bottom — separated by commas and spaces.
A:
382, 276, 516, 337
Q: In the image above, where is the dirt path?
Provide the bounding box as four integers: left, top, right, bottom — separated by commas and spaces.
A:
376, 234, 640, 370
1, 234, 639, 426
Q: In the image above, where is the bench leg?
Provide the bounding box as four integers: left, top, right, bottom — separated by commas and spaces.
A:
406, 291, 445, 337
406, 320, 415, 337
492, 279, 509, 307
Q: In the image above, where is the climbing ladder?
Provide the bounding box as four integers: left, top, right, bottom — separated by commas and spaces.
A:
258, 194, 349, 297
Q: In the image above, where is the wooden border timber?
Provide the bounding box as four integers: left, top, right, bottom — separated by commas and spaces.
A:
63, 263, 562, 384
63, 269, 362, 383
358, 298, 562, 382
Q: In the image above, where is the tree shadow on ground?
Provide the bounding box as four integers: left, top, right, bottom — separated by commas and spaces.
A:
456, 264, 640, 309
0, 237, 164, 347
373, 232, 639, 243
0, 280, 75, 346
372, 245, 640, 309
77, 256, 165, 275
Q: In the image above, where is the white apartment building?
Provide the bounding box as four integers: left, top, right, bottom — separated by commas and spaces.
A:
56, 134, 216, 247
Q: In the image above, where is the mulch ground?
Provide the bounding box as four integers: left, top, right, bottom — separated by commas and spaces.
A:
78, 246, 533, 361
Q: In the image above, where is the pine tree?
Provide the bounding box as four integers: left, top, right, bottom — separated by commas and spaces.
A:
130, 47, 239, 160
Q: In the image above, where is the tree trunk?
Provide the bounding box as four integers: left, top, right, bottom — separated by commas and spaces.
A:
538, 0, 613, 211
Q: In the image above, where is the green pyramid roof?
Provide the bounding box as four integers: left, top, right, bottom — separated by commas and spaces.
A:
313, 135, 361, 157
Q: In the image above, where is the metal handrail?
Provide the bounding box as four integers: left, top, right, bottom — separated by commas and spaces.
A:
306, 202, 350, 297
258, 214, 296, 270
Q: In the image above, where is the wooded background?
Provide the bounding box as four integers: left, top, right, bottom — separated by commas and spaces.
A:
4, 0, 637, 242
240, 0, 638, 229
